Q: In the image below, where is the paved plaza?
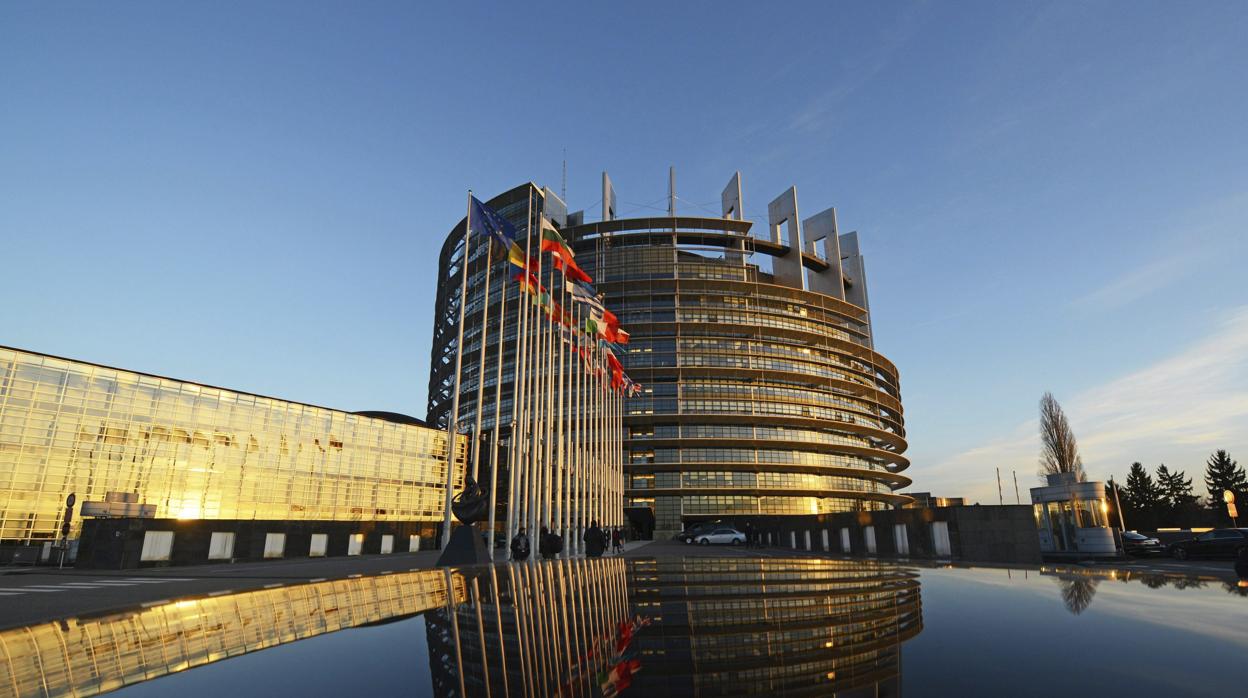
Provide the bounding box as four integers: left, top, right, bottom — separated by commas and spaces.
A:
0, 538, 1236, 631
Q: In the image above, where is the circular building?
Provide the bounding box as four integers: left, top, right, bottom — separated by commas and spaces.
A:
426, 178, 910, 539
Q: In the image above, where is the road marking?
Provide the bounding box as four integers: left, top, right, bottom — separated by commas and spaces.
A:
140, 599, 170, 608
56, 584, 106, 589
208, 590, 235, 597
14, 588, 65, 593
380, 570, 393, 575
0, 591, 25, 596
310, 578, 327, 583
263, 583, 283, 589
348, 574, 362, 579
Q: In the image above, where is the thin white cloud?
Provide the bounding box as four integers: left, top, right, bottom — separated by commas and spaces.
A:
1070, 249, 1206, 311
923, 305, 1248, 502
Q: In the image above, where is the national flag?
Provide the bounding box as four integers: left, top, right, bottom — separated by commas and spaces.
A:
552, 250, 593, 284
514, 271, 543, 296
565, 277, 597, 298
598, 308, 620, 343
541, 217, 594, 284
605, 349, 625, 389
507, 244, 539, 273
539, 218, 572, 257
566, 280, 606, 312
614, 328, 630, 345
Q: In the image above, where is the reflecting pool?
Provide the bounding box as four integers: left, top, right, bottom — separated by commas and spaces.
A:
1, 557, 1243, 697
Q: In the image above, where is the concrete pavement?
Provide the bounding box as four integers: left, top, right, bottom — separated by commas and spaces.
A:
1, 536, 1235, 630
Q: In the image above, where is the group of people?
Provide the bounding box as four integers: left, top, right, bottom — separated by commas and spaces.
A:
509, 521, 626, 561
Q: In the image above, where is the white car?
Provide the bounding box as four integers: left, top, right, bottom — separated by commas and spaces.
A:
695, 528, 746, 545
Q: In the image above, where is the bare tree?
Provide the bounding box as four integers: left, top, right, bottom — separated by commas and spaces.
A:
1039, 392, 1085, 481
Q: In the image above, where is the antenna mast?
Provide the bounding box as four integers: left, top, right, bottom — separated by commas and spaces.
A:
562, 148, 567, 202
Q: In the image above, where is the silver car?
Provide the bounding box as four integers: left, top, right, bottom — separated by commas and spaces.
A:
694, 527, 746, 545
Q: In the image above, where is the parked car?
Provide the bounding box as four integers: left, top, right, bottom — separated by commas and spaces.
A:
694, 528, 746, 545
674, 521, 722, 544
1169, 528, 1248, 560
1121, 531, 1165, 556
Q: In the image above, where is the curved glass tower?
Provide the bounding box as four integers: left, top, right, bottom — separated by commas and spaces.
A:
427, 176, 909, 538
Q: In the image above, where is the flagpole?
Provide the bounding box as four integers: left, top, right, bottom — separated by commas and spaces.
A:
505, 193, 532, 550
470, 226, 494, 484
441, 190, 473, 550
533, 243, 546, 540
514, 194, 532, 547
486, 251, 507, 554
544, 227, 556, 535
596, 337, 604, 531
574, 302, 584, 554
522, 194, 538, 543
554, 242, 567, 553
529, 206, 544, 540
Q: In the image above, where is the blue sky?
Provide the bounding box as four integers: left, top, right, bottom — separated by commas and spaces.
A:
2, 2, 1245, 502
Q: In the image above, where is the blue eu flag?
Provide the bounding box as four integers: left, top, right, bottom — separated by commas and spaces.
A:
470, 196, 517, 251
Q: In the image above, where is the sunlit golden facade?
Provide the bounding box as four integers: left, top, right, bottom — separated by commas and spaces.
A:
567, 214, 910, 534
627, 557, 922, 695
0, 346, 464, 544
0, 568, 458, 698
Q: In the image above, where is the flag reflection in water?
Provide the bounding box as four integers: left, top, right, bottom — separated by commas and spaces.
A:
437, 557, 922, 697
426, 557, 634, 697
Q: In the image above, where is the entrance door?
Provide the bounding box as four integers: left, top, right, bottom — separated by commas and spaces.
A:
931, 521, 951, 557
893, 524, 910, 556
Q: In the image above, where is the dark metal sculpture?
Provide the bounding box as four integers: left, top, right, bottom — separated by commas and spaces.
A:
451, 475, 489, 524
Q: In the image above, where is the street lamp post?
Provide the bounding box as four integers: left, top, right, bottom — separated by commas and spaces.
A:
1224, 490, 1238, 527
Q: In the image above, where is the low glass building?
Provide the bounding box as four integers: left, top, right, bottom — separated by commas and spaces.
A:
0, 346, 464, 547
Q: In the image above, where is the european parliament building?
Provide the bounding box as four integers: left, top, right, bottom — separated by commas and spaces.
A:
0, 345, 464, 563
428, 172, 910, 538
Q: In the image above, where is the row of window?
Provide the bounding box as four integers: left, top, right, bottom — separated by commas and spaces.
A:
0, 350, 464, 544
668, 400, 885, 429
630, 471, 887, 494
629, 423, 874, 449
631, 448, 878, 470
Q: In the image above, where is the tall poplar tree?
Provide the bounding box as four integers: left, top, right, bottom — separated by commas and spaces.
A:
1038, 393, 1084, 481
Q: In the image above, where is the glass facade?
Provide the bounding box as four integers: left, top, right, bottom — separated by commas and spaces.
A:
0, 346, 465, 544
576, 217, 910, 532
427, 184, 910, 535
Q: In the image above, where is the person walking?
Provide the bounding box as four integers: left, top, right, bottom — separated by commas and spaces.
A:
510, 527, 531, 561
611, 527, 624, 555
584, 520, 606, 558
539, 526, 562, 560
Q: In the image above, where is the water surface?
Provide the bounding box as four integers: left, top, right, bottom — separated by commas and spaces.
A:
2, 557, 1242, 697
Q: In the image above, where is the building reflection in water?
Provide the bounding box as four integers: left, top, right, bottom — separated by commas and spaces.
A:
623, 558, 922, 697
0, 569, 457, 698
0, 557, 923, 698
430, 558, 922, 697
